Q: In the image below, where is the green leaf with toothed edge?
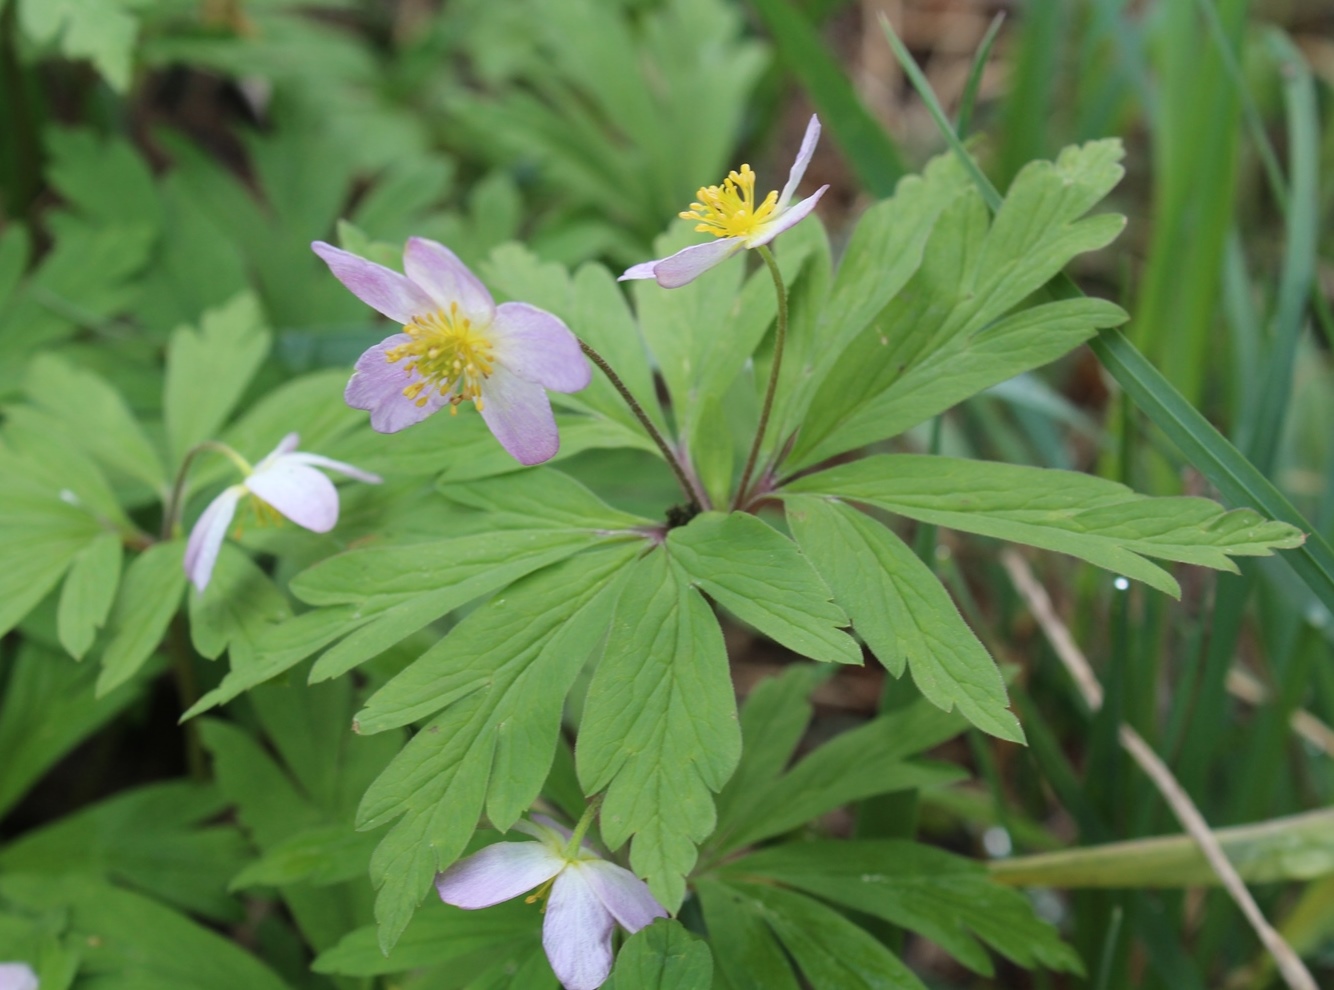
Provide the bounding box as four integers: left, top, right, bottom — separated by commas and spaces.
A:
667, 511, 860, 665
438, 466, 656, 531
96, 539, 188, 697
578, 549, 742, 912
784, 455, 1305, 598
603, 920, 714, 990
354, 544, 638, 954
786, 496, 1022, 742
56, 531, 122, 661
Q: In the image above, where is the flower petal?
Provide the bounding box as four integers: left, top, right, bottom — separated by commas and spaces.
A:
245, 461, 340, 533
515, 815, 575, 848
580, 860, 668, 933
312, 242, 435, 325
776, 115, 821, 211
184, 486, 244, 592
435, 841, 564, 909
479, 366, 559, 466
490, 303, 591, 393
285, 452, 382, 486
544, 868, 616, 990
403, 237, 495, 323
617, 259, 662, 282
747, 185, 829, 249
345, 335, 449, 433
0, 962, 38, 990
646, 237, 743, 289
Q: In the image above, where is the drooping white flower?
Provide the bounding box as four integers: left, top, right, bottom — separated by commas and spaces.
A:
436, 815, 667, 990
619, 115, 829, 288
313, 237, 591, 465
183, 433, 380, 592
0, 962, 38, 990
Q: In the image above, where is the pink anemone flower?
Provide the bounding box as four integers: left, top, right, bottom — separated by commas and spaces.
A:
313, 237, 591, 465
436, 815, 667, 990
619, 115, 829, 289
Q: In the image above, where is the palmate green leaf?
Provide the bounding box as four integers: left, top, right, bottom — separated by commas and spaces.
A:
786, 455, 1305, 597
55, 531, 122, 661
788, 141, 1128, 470
228, 823, 380, 891
708, 697, 965, 857
603, 920, 713, 990
163, 293, 271, 467
667, 511, 860, 665
96, 540, 188, 696
0, 644, 142, 819
17, 0, 141, 90
354, 546, 638, 952
440, 467, 656, 531
578, 550, 741, 911
0, 873, 292, 990
187, 546, 291, 662
698, 879, 924, 990
694, 880, 799, 990
786, 497, 1021, 742
0, 782, 248, 922
313, 897, 549, 986
728, 840, 1083, 977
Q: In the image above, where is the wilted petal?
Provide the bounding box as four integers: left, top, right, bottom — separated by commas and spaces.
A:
579, 860, 667, 933
403, 237, 495, 323
437, 841, 565, 909
776, 115, 821, 211
0, 963, 38, 990
184, 486, 244, 592
312, 242, 435, 325
345, 335, 449, 433
748, 186, 829, 249
245, 461, 340, 533
544, 869, 616, 990
646, 238, 743, 288
285, 452, 382, 486
490, 303, 591, 393
479, 366, 559, 466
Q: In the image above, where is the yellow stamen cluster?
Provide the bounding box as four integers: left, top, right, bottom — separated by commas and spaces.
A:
681, 164, 779, 240
385, 302, 496, 414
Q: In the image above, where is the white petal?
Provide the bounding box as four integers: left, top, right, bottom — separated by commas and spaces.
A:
776, 115, 822, 211
490, 303, 591, 393
245, 461, 340, 533
748, 185, 828, 249
646, 238, 743, 288
403, 237, 495, 323
285, 452, 382, 485
544, 868, 616, 990
0, 963, 38, 990
618, 260, 662, 282
312, 241, 435, 325
580, 860, 668, 933
478, 365, 559, 466
436, 842, 565, 909
184, 486, 244, 592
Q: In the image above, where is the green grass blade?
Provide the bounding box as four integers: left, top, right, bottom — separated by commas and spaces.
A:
956, 12, 1006, 139
749, 0, 905, 196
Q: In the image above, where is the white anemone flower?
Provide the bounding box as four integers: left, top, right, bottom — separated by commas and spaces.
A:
0, 962, 38, 990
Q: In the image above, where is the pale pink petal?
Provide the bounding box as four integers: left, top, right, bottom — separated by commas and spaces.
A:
776, 115, 822, 211
544, 869, 616, 990
490, 303, 590, 394
0, 963, 38, 990
184, 486, 244, 592
618, 260, 661, 282
516, 815, 575, 847
479, 366, 559, 466
285, 452, 382, 485
245, 462, 340, 533
579, 860, 667, 933
271, 433, 301, 458
646, 238, 744, 289
436, 842, 565, 909
312, 242, 435, 325
345, 335, 449, 433
403, 237, 495, 323
747, 186, 829, 249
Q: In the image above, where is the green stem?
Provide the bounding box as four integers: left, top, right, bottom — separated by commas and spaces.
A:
578, 339, 704, 509
564, 794, 605, 860
734, 245, 788, 509
168, 616, 208, 780
161, 441, 251, 541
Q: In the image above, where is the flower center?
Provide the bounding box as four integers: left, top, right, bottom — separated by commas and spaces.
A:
384, 302, 496, 413
680, 164, 779, 240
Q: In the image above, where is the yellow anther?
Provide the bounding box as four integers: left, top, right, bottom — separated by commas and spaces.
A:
386, 302, 495, 412
680, 163, 779, 240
